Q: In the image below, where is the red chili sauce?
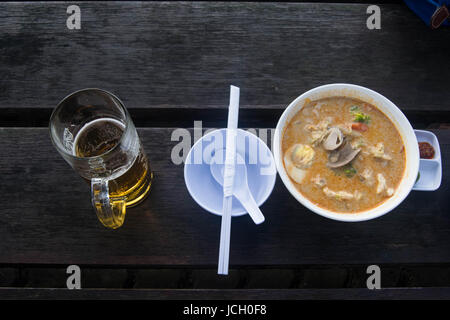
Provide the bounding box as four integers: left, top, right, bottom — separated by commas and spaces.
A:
419, 142, 435, 159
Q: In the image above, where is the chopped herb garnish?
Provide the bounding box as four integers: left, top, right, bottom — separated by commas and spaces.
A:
343, 165, 357, 178
353, 112, 371, 124
415, 172, 420, 183
350, 106, 371, 124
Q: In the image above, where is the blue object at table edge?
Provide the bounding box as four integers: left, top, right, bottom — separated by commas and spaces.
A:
404, 0, 449, 27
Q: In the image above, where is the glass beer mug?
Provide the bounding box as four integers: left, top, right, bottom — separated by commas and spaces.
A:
49, 89, 153, 229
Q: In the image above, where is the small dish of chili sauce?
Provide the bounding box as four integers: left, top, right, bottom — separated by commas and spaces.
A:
419, 142, 435, 159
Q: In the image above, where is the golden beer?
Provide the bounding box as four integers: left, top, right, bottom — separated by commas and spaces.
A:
74, 118, 152, 208
50, 89, 152, 229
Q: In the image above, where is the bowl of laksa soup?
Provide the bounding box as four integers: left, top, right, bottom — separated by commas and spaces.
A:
273, 84, 419, 222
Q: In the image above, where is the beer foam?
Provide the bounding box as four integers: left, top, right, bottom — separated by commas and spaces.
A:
72, 117, 125, 156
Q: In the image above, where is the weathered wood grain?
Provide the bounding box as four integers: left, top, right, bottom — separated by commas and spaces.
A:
4, 264, 450, 289
1, 1, 449, 297
1, 107, 449, 129
1, 287, 450, 300
0, 2, 449, 112
0, 127, 449, 266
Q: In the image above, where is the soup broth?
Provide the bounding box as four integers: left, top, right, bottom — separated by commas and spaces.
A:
282, 97, 406, 213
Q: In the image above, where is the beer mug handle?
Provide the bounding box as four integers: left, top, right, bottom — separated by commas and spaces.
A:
91, 178, 127, 229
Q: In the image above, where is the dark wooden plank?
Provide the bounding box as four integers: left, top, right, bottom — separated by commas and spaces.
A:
4, 264, 450, 289
1, 2, 449, 112
0, 107, 449, 129
1, 287, 450, 300
0, 128, 449, 266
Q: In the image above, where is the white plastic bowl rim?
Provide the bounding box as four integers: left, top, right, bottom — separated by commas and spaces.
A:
273, 83, 420, 222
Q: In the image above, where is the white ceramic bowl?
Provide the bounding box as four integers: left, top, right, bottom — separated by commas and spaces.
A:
184, 129, 277, 217
273, 84, 420, 222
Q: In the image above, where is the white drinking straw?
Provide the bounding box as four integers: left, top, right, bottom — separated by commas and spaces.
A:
218, 85, 240, 275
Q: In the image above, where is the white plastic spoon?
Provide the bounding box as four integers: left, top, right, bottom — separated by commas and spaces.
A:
210, 152, 265, 225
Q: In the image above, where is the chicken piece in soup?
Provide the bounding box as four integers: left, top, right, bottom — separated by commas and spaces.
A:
282, 97, 406, 213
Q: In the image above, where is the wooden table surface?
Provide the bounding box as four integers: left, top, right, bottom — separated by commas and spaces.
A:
1, 1, 449, 299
